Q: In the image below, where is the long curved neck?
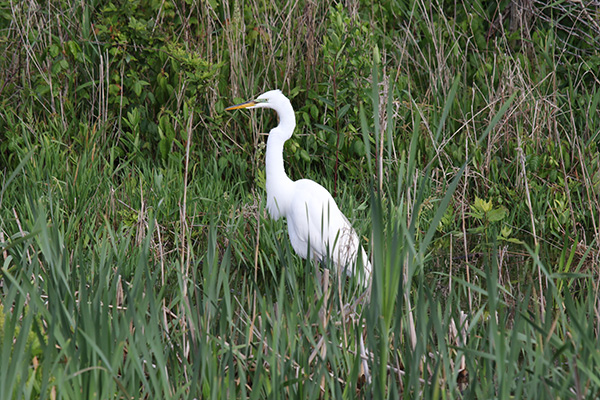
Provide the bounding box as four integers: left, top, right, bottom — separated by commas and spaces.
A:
266, 133, 289, 185
277, 105, 296, 133
265, 109, 296, 219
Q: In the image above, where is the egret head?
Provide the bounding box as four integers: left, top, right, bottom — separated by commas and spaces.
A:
226, 90, 296, 139
226, 90, 292, 113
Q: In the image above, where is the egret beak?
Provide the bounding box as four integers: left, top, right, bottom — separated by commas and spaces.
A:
225, 100, 256, 111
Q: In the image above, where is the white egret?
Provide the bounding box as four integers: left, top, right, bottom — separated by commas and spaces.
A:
225, 90, 372, 287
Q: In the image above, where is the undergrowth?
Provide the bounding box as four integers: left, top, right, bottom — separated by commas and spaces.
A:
1, 0, 599, 398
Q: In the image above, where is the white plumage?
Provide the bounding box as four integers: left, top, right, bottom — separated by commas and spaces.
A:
226, 90, 371, 286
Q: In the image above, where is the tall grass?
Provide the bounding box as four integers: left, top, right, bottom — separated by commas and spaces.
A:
2, 0, 600, 398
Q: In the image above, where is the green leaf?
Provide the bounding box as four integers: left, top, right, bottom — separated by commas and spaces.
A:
133, 80, 142, 96
315, 123, 336, 135
487, 207, 506, 222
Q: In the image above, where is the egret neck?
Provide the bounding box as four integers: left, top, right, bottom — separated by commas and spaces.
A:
265, 108, 295, 221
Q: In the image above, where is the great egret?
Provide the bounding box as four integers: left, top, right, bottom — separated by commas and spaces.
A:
225, 90, 372, 287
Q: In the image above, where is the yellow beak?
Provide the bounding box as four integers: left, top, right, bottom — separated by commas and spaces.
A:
225, 100, 256, 111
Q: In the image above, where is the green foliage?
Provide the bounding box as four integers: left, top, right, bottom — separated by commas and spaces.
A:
1, 0, 600, 398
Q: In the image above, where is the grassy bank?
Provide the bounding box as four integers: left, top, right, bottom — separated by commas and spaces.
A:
1, 0, 599, 398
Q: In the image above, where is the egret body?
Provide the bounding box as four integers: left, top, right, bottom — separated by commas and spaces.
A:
226, 90, 371, 286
